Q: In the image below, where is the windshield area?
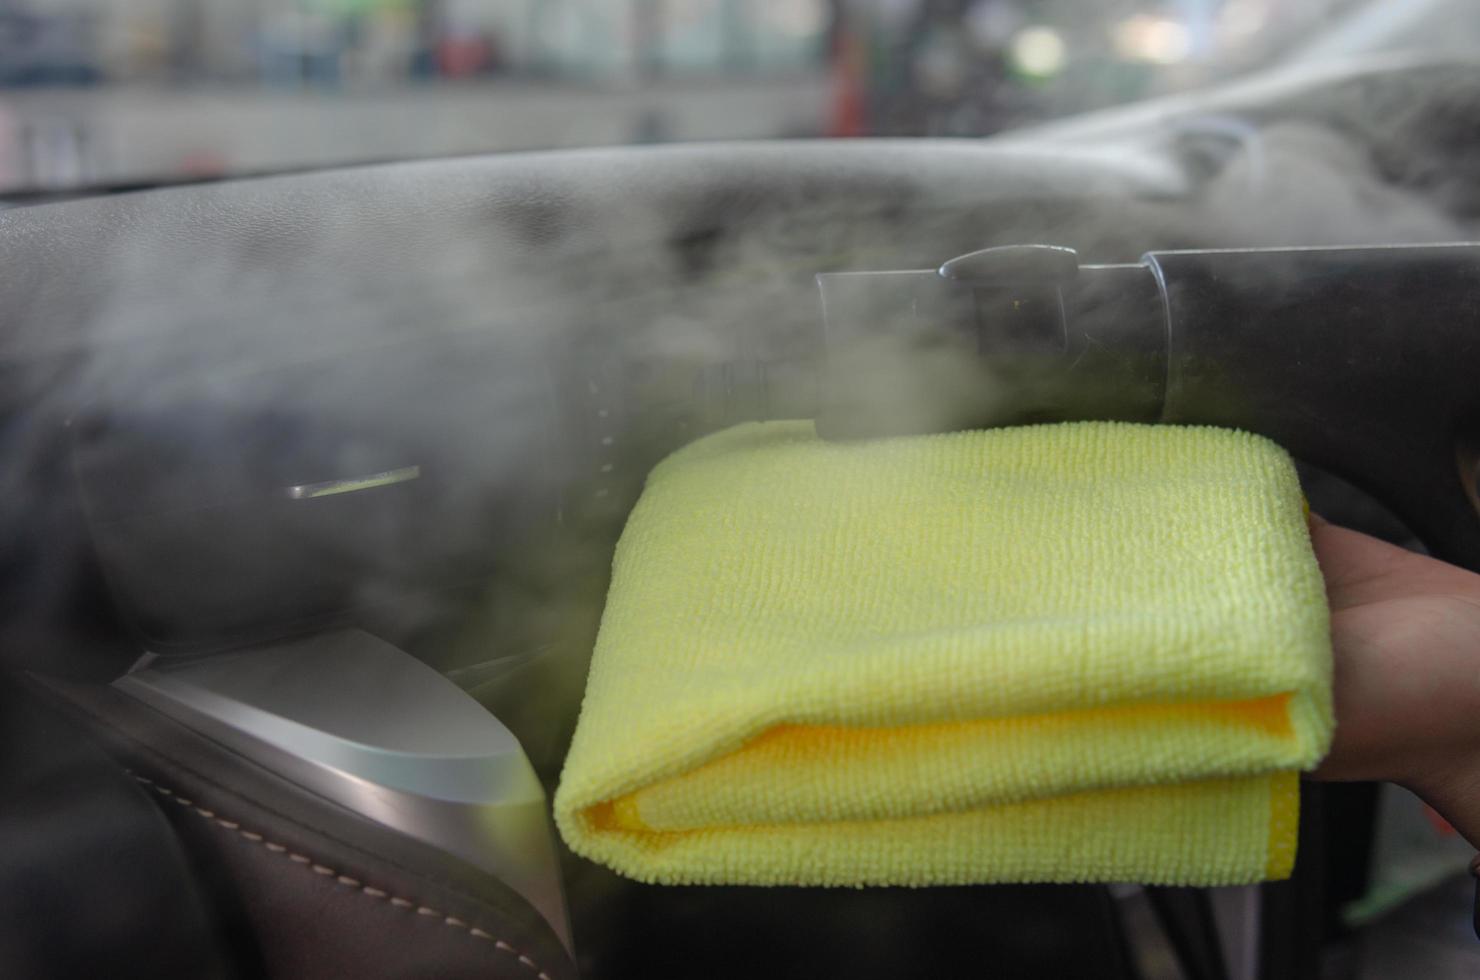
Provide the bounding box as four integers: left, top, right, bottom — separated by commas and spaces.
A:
10, 3, 1480, 980
0, 0, 1423, 197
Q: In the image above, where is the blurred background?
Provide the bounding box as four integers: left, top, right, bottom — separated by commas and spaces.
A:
0, 0, 1431, 195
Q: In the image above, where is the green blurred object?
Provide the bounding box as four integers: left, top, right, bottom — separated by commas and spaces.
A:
1344, 785, 1474, 926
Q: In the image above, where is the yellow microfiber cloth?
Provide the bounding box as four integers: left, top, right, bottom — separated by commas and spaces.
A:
554, 420, 1332, 887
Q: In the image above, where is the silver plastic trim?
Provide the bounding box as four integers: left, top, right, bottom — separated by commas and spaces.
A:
115, 629, 572, 949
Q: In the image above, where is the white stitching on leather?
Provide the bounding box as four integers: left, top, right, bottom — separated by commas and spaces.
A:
128, 772, 556, 980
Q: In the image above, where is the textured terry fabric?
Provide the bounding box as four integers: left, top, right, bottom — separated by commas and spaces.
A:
555, 421, 1333, 887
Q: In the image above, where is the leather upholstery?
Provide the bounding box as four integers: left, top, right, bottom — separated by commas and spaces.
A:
26, 673, 578, 980
0, 673, 231, 979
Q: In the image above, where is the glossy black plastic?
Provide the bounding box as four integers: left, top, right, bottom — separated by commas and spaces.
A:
1151, 244, 1480, 570
821, 243, 1480, 571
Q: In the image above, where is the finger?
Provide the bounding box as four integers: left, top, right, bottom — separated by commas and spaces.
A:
1308, 518, 1478, 609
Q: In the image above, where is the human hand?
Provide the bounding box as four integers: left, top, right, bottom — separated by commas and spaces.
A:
1310, 513, 1480, 847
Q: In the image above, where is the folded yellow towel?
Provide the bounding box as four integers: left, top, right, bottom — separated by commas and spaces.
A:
555, 421, 1332, 887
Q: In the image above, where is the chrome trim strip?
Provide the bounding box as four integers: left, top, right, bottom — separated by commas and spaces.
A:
284, 465, 422, 500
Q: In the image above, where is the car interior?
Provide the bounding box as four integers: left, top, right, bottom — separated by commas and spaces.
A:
3, 52, 1480, 980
